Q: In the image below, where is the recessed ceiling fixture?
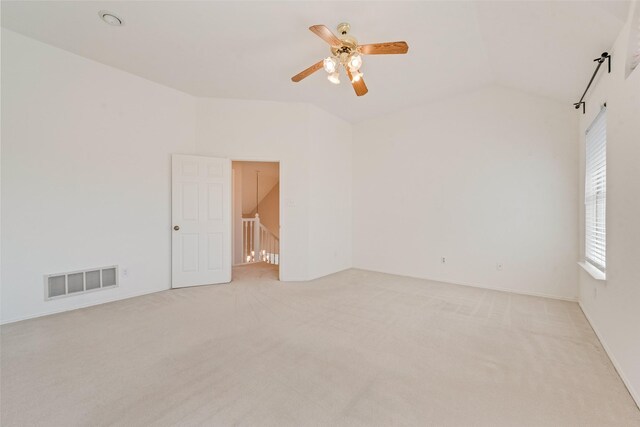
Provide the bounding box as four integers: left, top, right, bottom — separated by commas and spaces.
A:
291, 23, 409, 97
98, 11, 123, 26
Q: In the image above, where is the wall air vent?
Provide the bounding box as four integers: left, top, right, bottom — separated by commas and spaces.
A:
44, 266, 118, 300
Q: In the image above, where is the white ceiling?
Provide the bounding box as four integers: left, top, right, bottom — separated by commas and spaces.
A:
1, 1, 630, 122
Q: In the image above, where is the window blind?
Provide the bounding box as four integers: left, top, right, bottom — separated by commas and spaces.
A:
585, 108, 607, 273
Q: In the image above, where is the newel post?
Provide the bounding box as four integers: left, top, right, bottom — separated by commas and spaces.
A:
254, 213, 261, 260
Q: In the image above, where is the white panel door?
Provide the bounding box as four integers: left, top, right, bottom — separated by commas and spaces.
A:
172, 155, 231, 288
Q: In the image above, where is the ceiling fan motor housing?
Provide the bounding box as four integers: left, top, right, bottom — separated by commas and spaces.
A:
331, 23, 358, 59
337, 22, 350, 35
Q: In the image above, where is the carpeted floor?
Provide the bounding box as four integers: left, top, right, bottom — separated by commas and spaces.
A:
1, 265, 639, 426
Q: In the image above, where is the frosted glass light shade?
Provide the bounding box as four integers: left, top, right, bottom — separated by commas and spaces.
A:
348, 53, 362, 71
323, 57, 338, 73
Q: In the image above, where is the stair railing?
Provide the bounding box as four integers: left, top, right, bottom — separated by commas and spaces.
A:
241, 213, 279, 265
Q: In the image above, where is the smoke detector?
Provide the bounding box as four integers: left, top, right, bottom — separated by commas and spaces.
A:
99, 11, 123, 26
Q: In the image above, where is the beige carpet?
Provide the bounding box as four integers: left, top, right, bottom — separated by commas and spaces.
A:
1, 265, 638, 426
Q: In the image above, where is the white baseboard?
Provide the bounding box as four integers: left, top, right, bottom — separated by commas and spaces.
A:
350, 267, 578, 302
0, 287, 168, 325
441, 277, 578, 302
2, 265, 350, 324
2, 268, 578, 325
578, 302, 640, 410
306, 266, 353, 282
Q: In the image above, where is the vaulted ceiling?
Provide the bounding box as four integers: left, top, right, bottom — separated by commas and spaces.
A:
1, 1, 630, 122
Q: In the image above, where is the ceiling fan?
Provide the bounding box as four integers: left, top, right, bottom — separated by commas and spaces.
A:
291, 23, 409, 96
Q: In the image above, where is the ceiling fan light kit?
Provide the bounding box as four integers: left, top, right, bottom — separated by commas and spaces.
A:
323, 56, 338, 74
348, 53, 363, 72
328, 72, 340, 84
292, 23, 409, 96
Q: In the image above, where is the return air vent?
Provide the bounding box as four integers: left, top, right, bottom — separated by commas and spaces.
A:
44, 266, 118, 300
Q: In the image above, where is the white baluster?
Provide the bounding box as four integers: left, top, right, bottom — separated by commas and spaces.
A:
254, 213, 261, 263
243, 220, 248, 262
249, 221, 254, 262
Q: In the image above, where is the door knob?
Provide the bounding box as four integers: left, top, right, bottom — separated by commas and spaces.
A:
173, 225, 180, 231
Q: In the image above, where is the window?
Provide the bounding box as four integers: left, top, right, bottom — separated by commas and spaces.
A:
585, 108, 606, 274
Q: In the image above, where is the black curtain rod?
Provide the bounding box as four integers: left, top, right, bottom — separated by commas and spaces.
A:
574, 52, 611, 114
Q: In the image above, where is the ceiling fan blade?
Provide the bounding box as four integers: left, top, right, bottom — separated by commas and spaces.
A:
359, 41, 409, 55
291, 60, 324, 82
346, 69, 368, 96
309, 25, 343, 47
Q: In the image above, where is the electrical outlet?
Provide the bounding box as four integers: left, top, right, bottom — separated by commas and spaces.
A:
122, 268, 129, 278
441, 257, 446, 264
496, 263, 503, 271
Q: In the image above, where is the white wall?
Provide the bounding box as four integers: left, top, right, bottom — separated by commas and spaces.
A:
195, 99, 352, 281
237, 161, 279, 215
353, 85, 579, 300
232, 165, 244, 265
307, 105, 352, 279
195, 98, 310, 280
2, 30, 355, 322
1, 29, 197, 323
251, 183, 279, 238
4, 20, 637, 408
577, 1, 640, 406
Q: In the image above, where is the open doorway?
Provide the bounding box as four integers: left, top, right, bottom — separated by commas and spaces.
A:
231, 161, 280, 281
